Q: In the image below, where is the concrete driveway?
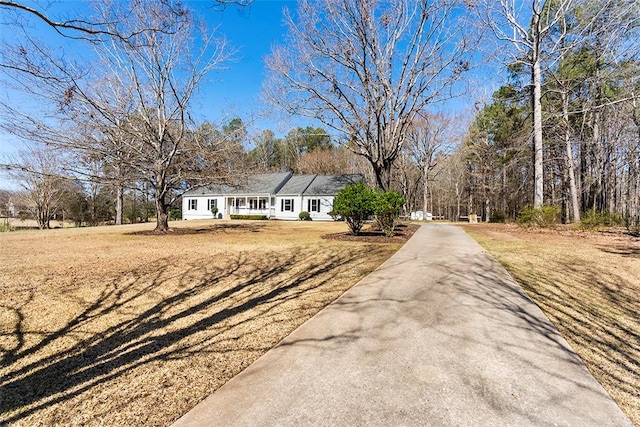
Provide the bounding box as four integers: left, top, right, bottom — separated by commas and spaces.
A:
172, 223, 632, 426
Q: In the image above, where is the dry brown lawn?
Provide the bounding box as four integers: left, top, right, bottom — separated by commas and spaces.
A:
463, 223, 640, 426
0, 220, 403, 426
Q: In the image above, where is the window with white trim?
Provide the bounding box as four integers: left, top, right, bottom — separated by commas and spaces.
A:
281, 199, 294, 212
249, 199, 258, 210
207, 199, 217, 211
188, 199, 197, 210
308, 199, 320, 213
259, 199, 267, 210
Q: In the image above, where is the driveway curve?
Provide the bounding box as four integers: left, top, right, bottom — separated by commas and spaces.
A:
173, 223, 632, 427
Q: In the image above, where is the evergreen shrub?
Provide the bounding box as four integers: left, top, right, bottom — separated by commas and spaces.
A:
489, 212, 507, 223
169, 208, 182, 221
580, 210, 624, 230
333, 182, 374, 235
230, 214, 268, 220
373, 190, 404, 237
517, 205, 560, 229
298, 211, 312, 221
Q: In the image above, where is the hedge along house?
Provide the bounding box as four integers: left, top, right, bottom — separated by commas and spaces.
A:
182, 173, 362, 221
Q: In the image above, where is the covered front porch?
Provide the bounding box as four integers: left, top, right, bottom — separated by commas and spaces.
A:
225, 196, 274, 217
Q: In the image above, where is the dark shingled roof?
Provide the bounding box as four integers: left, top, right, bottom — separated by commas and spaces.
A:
183, 173, 363, 197
276, 174, 317, 195
304, 174, 363, 196
184, 172, 292, 196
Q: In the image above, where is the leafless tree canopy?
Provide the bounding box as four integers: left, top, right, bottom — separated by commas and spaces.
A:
1, 0, 234, 231
264, 0, 477, 190
406, 113, 458, 215
5, 146, 68, 229
474, 0, 639, 210
0, 0, 187, 41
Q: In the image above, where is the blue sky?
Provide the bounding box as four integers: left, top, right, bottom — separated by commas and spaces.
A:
0, 0, 301, 160
0, 0, 494, 166
190, 0, 301, 133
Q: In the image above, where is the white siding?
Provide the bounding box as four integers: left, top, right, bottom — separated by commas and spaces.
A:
181, 174, 357, 221
182, 195, 224, 220
275, 195, 303, 220
302, 196, 335, 221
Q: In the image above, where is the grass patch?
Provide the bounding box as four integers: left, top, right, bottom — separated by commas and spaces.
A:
463, 223, 640, 426
0, 220, 402, 426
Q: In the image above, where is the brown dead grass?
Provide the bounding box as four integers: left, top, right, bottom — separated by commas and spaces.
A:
463, 223, 640, 426
0, 220, 403, 426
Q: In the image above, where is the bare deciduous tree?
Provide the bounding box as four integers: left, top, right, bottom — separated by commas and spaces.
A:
265, 0, 477, 190
94, 1, 233, 232
6, 146, 66, 229
428, 148, 469, 221
296, 148, 350, 175
406, 112, 457, 217
475, 0, 575, 209
1, 0, 233, 232
0, 0, 184, 41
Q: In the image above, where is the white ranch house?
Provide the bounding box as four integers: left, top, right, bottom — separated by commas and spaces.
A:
182, 173, 362, 221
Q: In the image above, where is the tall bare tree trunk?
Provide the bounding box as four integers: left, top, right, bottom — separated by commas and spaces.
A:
155, 195, 169, 232
632, 92, 640, 226
502, 165, 507, 214
266, 1, 475, 194
455, 182, 461, 221
485, 198, 490, 222
427, 187, 433, 215
422, 167, 429, 216
154, 168, 169, 232
562, 92, 580, 222
532, 41, 544, 208
607, 147, 617, 217
592, 108, 603, 211
115, 183, 123, 225
90, 181, 98, 226
481, 0, 576, 209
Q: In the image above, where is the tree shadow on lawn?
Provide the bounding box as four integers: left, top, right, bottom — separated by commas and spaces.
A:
126, 222, 268, 236
0, 245, 387, 424
504, 258, 640, 423
598, 243, 640, 258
